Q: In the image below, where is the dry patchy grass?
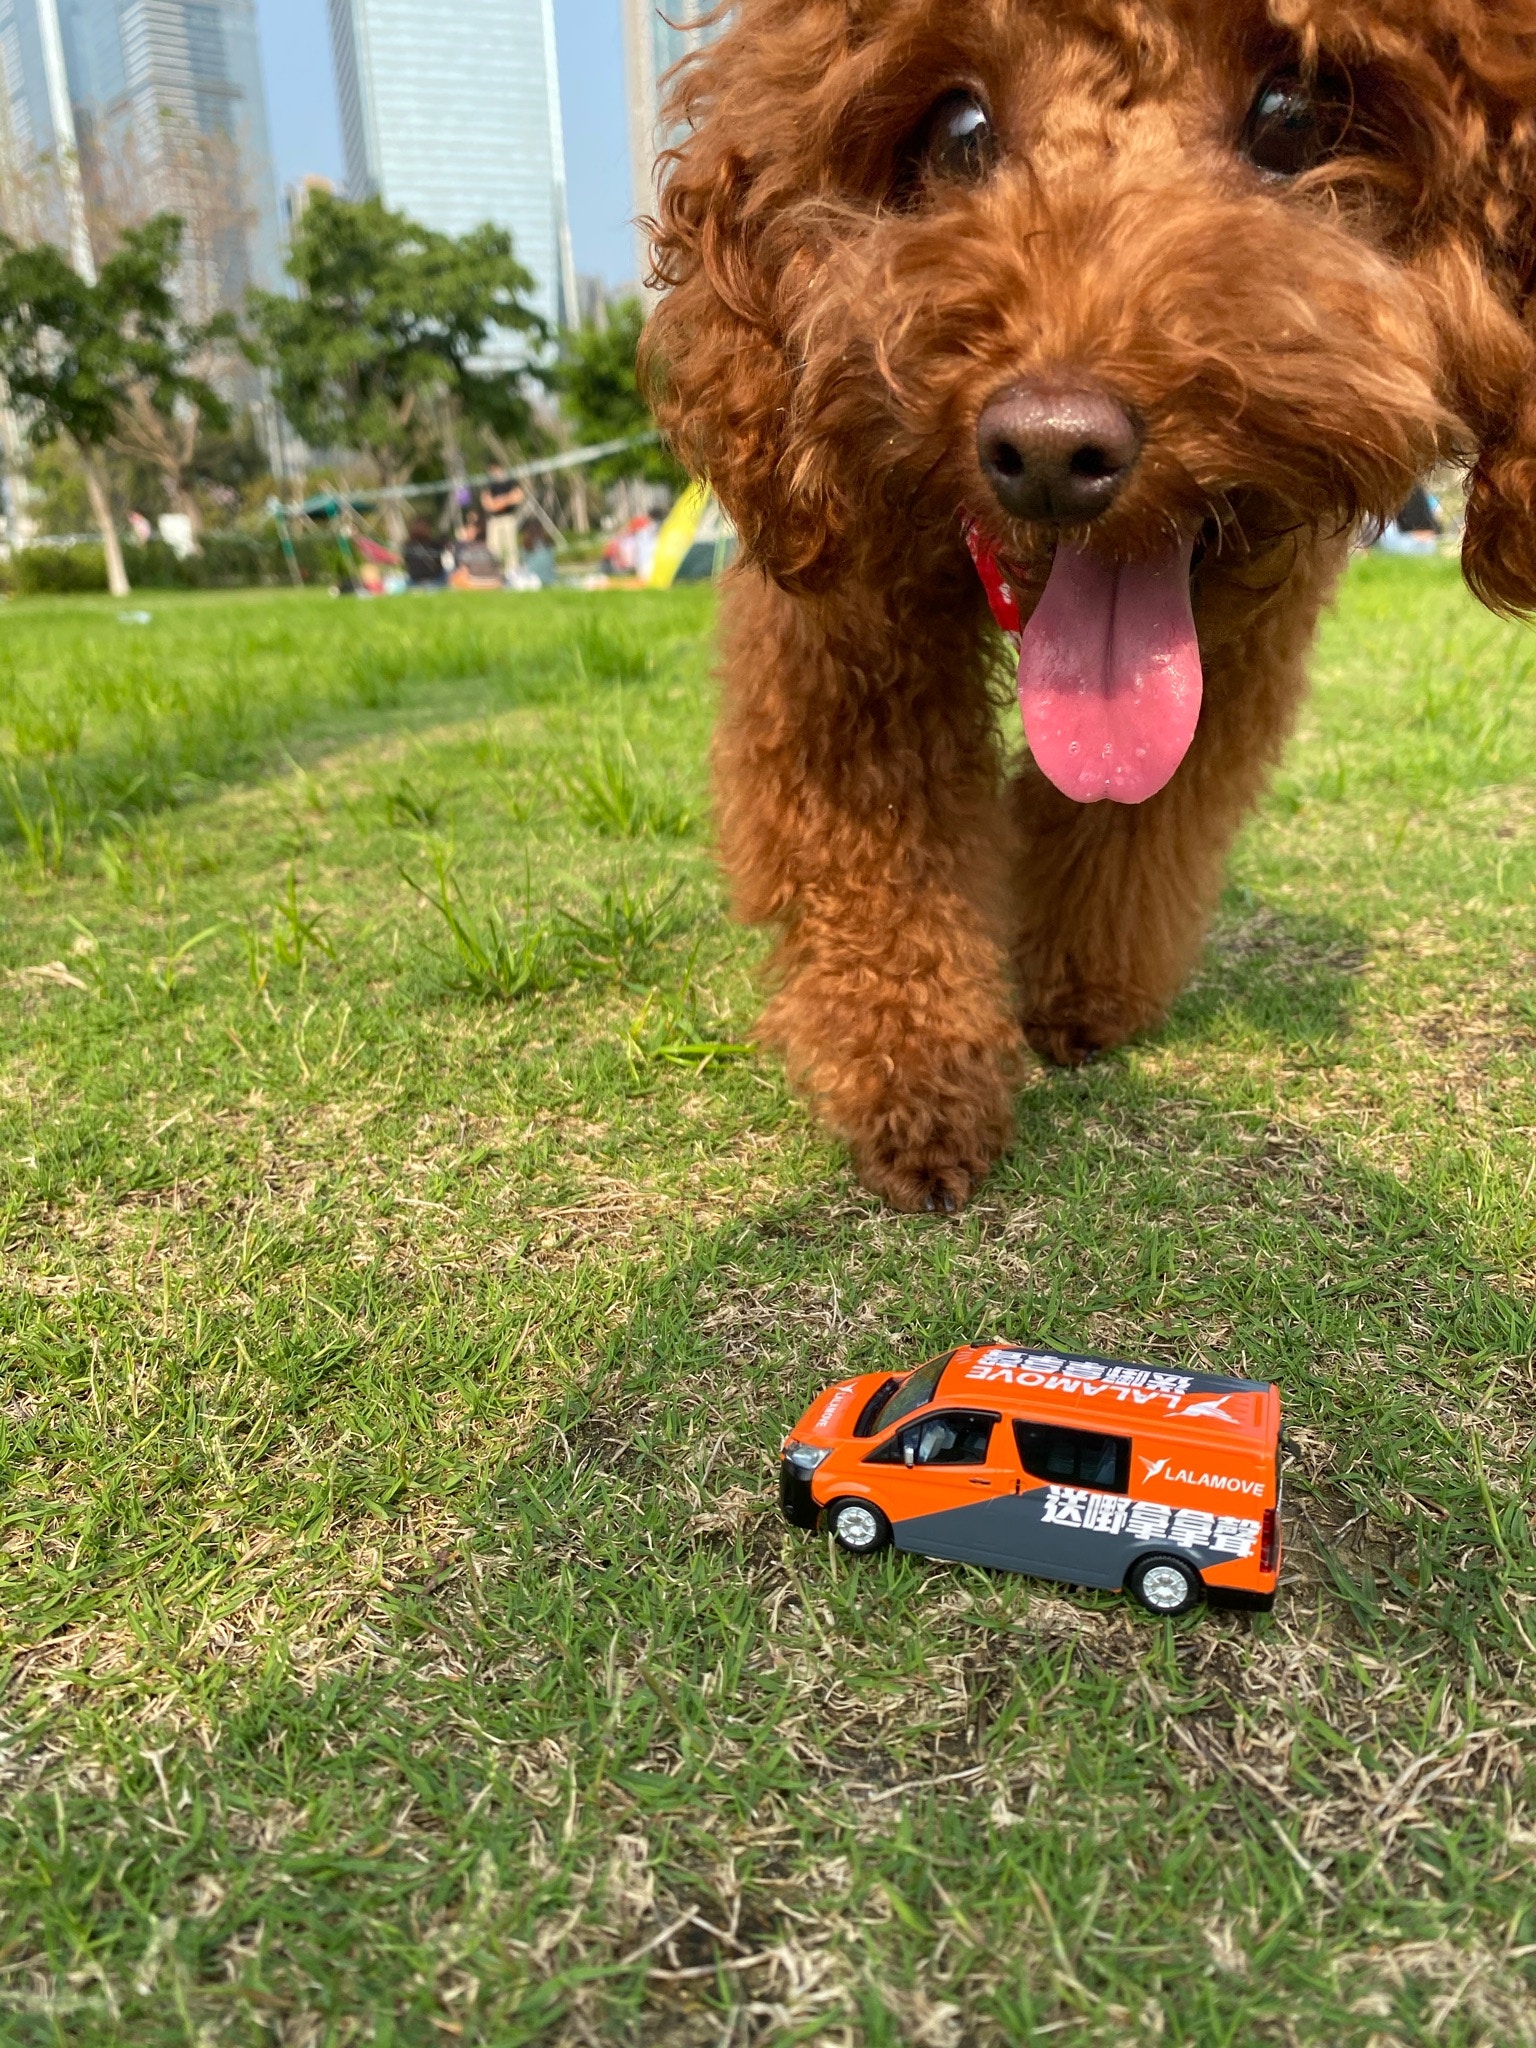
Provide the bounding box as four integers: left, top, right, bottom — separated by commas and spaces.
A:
0, 565, 1532, 2044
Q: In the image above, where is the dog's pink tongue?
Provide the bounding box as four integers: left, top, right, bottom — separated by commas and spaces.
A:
1017, 539, 1201, 804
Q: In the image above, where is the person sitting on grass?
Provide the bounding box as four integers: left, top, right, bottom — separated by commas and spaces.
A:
449, 512, 506, 590
518, 520, 558, 588
1377, 484, 1444, 559
403, 518, 448, 588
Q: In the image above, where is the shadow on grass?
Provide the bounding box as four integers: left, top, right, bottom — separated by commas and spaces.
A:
513, 1053, 1535, 1686
444, 1111, 1533, 2027
1161, 894, 1371, 1053
3, 1071, 1532, 2039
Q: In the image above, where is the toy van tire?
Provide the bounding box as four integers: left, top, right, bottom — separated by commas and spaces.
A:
827, 1499, 892, 1556
1127, 1554, 1203, 1618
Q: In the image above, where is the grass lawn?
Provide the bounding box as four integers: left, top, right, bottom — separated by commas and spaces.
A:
0, 562, 1532, 2046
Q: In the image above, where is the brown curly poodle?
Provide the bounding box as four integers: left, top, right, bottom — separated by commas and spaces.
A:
642, 1, 1536, 1213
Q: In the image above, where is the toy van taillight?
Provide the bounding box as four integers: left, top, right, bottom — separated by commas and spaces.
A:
1260, 1507, 1279, 1573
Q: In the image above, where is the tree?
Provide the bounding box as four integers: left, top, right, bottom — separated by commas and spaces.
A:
549, 298, 680, 485
0, 213, 227, 593
82, 114, 256, 329
248, 194, 544, 542
81, 116, 255, 539
106, 311, 241, 543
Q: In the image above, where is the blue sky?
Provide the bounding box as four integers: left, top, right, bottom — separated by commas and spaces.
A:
253, 0, 639, 289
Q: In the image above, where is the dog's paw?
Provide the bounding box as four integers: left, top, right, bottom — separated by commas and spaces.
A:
852, 1143, 987, 1216
1023, 990, 1152, 1069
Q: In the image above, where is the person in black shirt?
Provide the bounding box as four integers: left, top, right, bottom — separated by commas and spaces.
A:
481, 468, 525, 573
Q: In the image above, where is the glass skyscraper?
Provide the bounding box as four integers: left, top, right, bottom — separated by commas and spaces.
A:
0, 0, 282, 309
328, 0, 577, 339
0, 0, 64, 246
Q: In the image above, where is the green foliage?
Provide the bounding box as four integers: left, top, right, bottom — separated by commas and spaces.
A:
0, 214, 229, 458
24, 439, 94, 531
188, 412, 273, 498
406, 851, 690, 999
5, 545, 111, 595
568, 614, 657, 686
550, 297, 681, 480
3, 764, 68, 873
558, 874, 688, 978
381, 776, 452, 829
563, 738, 696, 838
625, 958, 753, 1071
270, 868, 334, 972
3, 531, 339, 595
140, 920, 220, 996
164, 532, 338, 588
405, 846, 566, 1000
248, 193, 545, 481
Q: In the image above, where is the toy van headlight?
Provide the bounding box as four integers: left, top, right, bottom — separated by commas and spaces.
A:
783, 1442, 830, 1473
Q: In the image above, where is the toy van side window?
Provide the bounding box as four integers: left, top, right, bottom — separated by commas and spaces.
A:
866, 1411, 999, 1467
1014, 1421, 1131, 1495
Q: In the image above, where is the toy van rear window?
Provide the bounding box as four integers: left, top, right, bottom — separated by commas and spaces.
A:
1014, 1420, 1130, 1495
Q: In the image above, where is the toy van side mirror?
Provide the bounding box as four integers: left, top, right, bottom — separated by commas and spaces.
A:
903, 1442, 915, 1467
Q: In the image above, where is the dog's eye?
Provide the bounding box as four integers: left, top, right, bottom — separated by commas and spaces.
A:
917, 90, 998, 185
1242, 72, 1352, 177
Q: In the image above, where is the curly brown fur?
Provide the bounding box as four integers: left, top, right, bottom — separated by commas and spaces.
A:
642, 0, 1536, 1212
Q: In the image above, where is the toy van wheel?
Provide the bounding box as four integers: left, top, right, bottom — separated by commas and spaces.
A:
827, 1499, 891, 1556
1128, 1554, 1203, 1617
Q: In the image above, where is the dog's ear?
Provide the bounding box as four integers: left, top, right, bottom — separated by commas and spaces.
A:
637, 46, 849, 591
1453, 21, 1536, 617
1462, 389, 1536, 617
1459, 232, 1536, 618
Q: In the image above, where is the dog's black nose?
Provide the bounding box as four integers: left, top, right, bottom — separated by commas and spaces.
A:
976, 384, 1143, 524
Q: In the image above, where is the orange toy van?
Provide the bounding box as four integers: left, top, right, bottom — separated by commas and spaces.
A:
780, 1343, 1282, 1616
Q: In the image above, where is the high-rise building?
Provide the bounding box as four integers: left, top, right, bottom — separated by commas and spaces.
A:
328, 0, 578, 340
0, 0, 83, 258
621, 0, 719, 295
0, 0, 283, 311
285, 171, 334, 236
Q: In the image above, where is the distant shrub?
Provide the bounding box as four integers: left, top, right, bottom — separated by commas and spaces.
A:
7, 545, 109, 595
157, 533, 341, 588
1, 530, 341, 596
